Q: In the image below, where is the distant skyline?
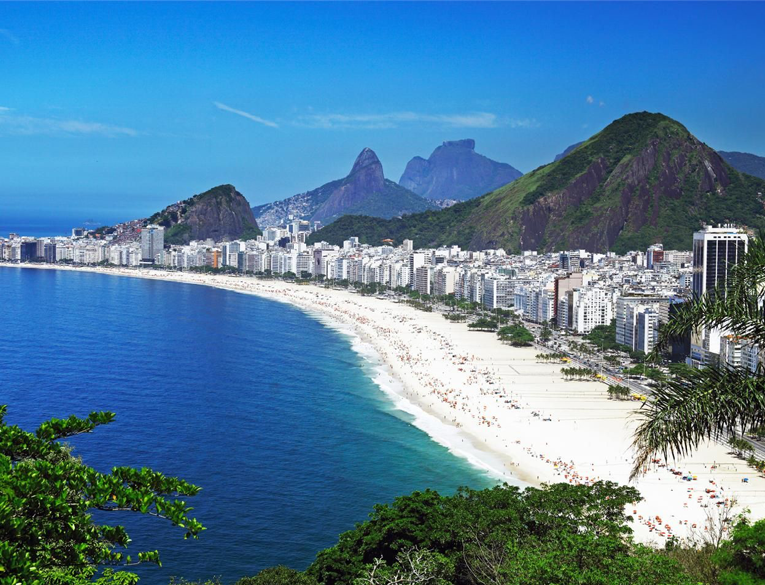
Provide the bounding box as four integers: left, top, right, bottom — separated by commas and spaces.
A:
1, 2, 764, 222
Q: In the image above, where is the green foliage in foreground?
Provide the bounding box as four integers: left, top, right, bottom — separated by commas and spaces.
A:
0, 406, 204, 585
303, 482, 693, 585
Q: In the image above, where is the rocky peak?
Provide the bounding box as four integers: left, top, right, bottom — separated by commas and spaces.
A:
350, 147, 383, 175
442, 139, 475, 150
399, 139, 522, 201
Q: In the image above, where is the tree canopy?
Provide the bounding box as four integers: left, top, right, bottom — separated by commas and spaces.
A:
306, 482, 693, 585
0, 406, 204, 585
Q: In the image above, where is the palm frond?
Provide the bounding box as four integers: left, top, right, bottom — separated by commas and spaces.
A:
630, 365, 765, 479
653, 233, 765, 358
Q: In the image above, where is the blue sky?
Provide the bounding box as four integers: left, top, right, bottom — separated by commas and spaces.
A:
1, 2, 764, 223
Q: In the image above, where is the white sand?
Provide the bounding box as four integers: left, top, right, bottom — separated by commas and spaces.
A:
6, 263, 765, 543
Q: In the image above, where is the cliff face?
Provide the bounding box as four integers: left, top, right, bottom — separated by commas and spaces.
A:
149, 184, 261, 245
252, 148, 435, 227
308, 113, 765, 252
399, 139, 522, 202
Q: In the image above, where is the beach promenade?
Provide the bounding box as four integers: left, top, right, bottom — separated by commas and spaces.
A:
7, 263, 765, 544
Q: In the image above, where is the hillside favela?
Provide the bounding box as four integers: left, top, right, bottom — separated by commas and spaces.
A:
2, 3, 765, 585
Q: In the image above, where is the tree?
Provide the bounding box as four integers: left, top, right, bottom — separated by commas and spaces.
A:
307, 482, 694, 585
631, 234, 765, 479
355, 549, 452, 585
713, 518, 765, 584
0, 406, 204, 584
539, 326, 552, 342
468, 318, 498, 332
236, 566, 318, 585
497, 325, 534, 346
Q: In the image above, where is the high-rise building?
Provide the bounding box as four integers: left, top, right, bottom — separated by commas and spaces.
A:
559, 250, 585, 272
636, 309, 660, 354
43, 243, 57, 263
140, 225, 165, 264
692, 225, 748, 299
20, 241, 37, 262
408, 252, 426, 287
689, 225, 748, 366
646, 244, 664, 269
482, 277, 512, 310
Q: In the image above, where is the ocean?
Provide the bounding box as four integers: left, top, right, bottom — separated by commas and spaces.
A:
0, 267, 497, 584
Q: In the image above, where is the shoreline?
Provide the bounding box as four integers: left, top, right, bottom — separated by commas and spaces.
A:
6, 262, 765, 544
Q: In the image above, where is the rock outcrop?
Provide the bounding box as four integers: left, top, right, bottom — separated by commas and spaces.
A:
148, 184, 261, 245
399, 139, 522, 201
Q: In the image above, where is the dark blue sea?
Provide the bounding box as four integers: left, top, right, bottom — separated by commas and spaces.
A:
0, 267, 496, 584
0, 213, 126, 238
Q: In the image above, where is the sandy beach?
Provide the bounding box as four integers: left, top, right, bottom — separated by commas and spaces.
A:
6, 262, 765, 544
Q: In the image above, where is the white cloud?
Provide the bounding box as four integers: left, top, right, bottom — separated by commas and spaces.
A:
0, 110, 137, 137
214, 102, 278, 128
295, 111, 530, 130
0, 28, 19, 45
586, 95, 594, 104
599, 100, 605, 107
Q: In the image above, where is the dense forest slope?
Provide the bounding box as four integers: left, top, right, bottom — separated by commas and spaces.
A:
308, 113, 765, 253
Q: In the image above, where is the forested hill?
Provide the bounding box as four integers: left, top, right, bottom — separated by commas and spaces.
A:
148, 184, 261, 245
308, 112, 765, 253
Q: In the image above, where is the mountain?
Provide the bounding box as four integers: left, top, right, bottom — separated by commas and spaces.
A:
719, 151, 765, 180
398, 139, 522, 201
553, 141, 584, 162
307, 112, 765, 254
252, 148, 435, 227
148, 184, 261, 245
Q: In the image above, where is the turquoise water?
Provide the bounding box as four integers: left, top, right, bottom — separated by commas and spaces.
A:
0, 267, 496, 584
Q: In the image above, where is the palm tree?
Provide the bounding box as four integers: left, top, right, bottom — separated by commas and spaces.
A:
630, 233, 765, 479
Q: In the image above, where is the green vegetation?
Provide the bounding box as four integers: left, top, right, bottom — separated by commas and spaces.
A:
497, 324, 533, 346
623, 365, 666, 383
584, 321, 630, 353
240, 222, 262, 241
561, 366, 597, 380
536, 352, 567, 362
632, 234, 765, 479
467, 317, 498, 331
306, 198, 482, 249
305, 482, 692, 585
0, 406, 204, 585
608, 384, 632, 400
164, 222, 192, 244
